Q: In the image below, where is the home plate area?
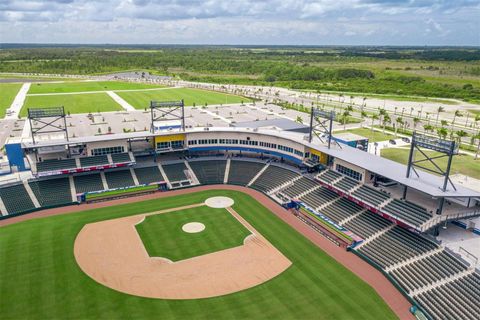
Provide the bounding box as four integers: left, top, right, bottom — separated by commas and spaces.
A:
74, 197, 291, 299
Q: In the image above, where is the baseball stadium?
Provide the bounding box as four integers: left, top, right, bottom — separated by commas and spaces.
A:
0, 94, 479, 320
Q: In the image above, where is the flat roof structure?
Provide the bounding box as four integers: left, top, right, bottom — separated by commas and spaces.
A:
232, 118, 309, 133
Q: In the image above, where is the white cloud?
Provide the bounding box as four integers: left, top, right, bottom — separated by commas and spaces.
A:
0, 0, 478, 45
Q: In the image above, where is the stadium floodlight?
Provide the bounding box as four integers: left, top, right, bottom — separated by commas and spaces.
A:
308, 107, 340, 149
28, 107, 68, 144
413, 133, 459, 155
406, 131, 458, 198
150, 101, 184, 108
150, 100, 185, 134
312, 109, 336, 120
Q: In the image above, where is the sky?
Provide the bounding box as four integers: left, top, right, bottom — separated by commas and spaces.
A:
0, 0, 479, 46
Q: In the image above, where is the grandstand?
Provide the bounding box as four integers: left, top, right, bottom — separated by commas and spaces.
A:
227, 160, 265, 185
357, 226, 439, 268
0, 183, 36, 214
37, 158, 77, 173
74, 173, 105, 193
1, 123, 480, 320
189, 160, 226, 184
250, 164, 300, 193
134, 166, 164, 185
162, 162, 190, 183
104, 170, 135, 189
29, 178, 72, 207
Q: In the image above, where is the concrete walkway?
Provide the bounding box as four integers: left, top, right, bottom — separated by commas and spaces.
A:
5, 82, 30, 119
106, 91, 136, 111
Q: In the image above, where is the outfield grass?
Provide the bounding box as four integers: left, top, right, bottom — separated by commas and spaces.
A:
28, 81, 165, 94
116, 87, 250, 109
335, 128, 394, 142
21, 92, 122, 116
0, 190, 397, 319
381, 147, 480, 179
0, 83, 22, 117
136, 206, 250, 261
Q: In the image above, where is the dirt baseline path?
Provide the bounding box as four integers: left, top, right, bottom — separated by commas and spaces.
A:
0, 185, 413, 319
74, 203, 291, 299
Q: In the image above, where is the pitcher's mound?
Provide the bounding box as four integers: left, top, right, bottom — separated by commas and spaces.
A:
205, 196, 234, 208
182, 222, 205, 233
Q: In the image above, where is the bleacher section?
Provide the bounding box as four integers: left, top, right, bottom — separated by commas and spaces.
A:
134, 166, 164, 185
104, 170, 135, 189
352, 185, 390, 207
79, 155, 109, 168
391, 250, 468, 292
189, 160, 226, 184
417, 273, 480, 320
74, 173, 104, 193
111, 153, 133, 164
358, 226, 438, 268
343, 211, 392, 239
227, 161, 265, 185
37, 158, 77, 173
317, 169, 342, 184
162, 163, 189, 182
29, 178, 72, 207
251, 165, 300, 193
300, 187, 339, 210
333, 176, 359, 193
321, 198, 363, 224
383, 199, 432, 227
0, 184, 36, 214
280, 177, 318, 199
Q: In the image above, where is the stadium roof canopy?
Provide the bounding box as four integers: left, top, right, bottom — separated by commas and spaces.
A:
308, 138, 479, 198
232, 119, 310, 133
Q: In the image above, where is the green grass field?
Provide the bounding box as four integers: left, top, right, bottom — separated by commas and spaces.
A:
334, 128, 395, 142
0, 83, 22, 117
21, 92, 122, 116
117, 87, 250, 109
28, 81, 164, 94
0, 190, 396, 319
136, 206, 250, 261
381, 147, 480, 179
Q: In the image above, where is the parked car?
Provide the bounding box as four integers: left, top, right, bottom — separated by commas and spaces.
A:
401, 137, 410, 143
389, 139, 397, 145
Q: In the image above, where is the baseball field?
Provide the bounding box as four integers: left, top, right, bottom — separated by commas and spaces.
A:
0, 189, 398, 319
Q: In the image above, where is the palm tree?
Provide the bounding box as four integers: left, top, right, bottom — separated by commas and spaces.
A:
463, 111, 471, 126
440, 120, 448, 127
436, 106, 445, 126
396, 117, 405, 136
437, 127, 448, 139
342, 110, 351, 130
382, 114, 391, 134
423, 124, 434, 133
413, 117, 421, 130
370, 114, 379, 132
296, 116, 303, 124
473, 133, 480, 160
451, 110, 462, 130
455, 130, 468, 144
